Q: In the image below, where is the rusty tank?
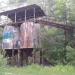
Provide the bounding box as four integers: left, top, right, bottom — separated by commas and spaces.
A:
20, 21, 41, 49
2, 26, 19, 49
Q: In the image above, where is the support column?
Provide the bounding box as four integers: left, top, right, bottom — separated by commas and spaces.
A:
32, 50, 36, 64
40, 48, 43, 64
17, 49, 21, 66
25, 51, 28, 65
64, 30, 68, 64
12, 49, 15, 66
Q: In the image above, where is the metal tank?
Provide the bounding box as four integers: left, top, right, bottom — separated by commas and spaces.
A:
20, 21, 41, 49
2, 26, 19, 49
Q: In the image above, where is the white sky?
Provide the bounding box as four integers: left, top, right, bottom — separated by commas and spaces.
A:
0, 0, 9, 7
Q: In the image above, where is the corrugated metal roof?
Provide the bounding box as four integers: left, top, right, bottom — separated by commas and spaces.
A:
0, 4, 45, 20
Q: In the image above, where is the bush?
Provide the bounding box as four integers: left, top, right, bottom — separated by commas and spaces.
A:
66, 46, 75, 65
0, 54, 7, 67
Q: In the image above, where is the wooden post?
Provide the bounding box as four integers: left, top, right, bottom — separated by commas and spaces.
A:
33, 8, 36, 22
40, 48, 43, 64
30, 7, 36, 64
25, 50, 28, 65
25, 10, 27, 22
32, 50, 35, 64
64, 30, 68, 64
15, 12, 17, 23
12, 49, 15, 66
22, 50, 26, 66
6, 14, 8, 26
17, 49, 21, 66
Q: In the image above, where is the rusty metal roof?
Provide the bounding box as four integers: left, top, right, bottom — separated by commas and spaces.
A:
0, 4, 45, 22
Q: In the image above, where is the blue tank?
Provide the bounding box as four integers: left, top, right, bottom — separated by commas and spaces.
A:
2, 26, 19, 49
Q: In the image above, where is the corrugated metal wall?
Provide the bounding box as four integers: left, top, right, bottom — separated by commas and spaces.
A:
3, 26, 19, 49
20, 21, 40, 48
2, 22, 41, 49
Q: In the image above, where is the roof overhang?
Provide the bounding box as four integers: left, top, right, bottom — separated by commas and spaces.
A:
0, 4, 45, 22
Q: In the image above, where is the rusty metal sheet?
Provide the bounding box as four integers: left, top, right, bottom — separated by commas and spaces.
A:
20, 21, 40, 48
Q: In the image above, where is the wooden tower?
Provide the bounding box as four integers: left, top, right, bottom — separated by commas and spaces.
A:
0, 4, 45, 66
0, 3, 74, 66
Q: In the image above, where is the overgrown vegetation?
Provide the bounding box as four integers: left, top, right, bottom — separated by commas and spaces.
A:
0, 0, 75, 75
0, 64, 75, 75
41, 27, 75, 65
0, 0, 75, 70
0, 54, 7, 67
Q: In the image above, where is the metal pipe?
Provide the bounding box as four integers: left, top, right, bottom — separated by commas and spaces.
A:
25, 10, 27, 22
6, 14, 8, 25
15, 12, 17, 23
33, 8, 36, 22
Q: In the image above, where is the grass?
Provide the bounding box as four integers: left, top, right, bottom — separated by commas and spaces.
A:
0, 54, 75, 75
0, 64, 75, 75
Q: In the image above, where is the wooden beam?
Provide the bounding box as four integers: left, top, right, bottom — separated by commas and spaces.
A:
36, 20, 75, 30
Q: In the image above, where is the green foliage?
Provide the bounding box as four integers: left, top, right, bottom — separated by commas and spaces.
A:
55, 0, 75, 24
0, 65, 75, 75
0, 0, 75, 67
56, 0, 67, 20
0, 36, 3, 41
41, 27, 64, 64
41, 27, 75, 65
66, 46, 75, 65
0, 54, 7, 67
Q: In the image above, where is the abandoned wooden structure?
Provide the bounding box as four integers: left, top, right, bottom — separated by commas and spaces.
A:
0, 4, 75, 66
0, 4, 45, 66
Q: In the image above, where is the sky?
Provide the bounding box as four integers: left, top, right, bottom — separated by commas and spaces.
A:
0, 0, 9, 7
